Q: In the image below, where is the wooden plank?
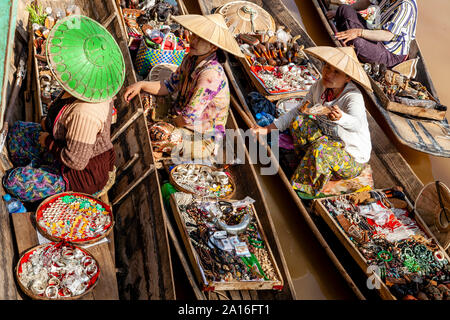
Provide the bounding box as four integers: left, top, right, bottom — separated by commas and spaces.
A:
240, 290, 251, 300
113, 177, 176, 300
228, 290, 242, 300
11, 212, 38, 254
164, 207, 206, 300
85, 243, 119, 300
0, 199, 19, 299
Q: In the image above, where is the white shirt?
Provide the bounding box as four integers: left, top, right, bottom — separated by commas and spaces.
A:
273, 81, 372, 164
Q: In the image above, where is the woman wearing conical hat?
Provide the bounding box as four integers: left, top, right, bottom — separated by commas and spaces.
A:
3, 15, 125, 202
124, 14, 244, 160
252, 46, 372, 197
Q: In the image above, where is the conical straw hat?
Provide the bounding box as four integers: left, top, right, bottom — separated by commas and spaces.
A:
304, 46, 373, 92
46, 15, 125, 103
215, 1, 276, 35
171, 14, 244, 58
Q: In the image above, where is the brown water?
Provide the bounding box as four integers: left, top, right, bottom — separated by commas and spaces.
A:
185, 0, 450, 299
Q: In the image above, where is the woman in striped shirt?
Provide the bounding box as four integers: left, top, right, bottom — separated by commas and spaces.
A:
327, 0, 418, 67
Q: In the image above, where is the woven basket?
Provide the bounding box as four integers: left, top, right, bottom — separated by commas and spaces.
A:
135, 33, 185, 77
169, 164, 236, 199
15, 242, 100, 300
35, 192, 114, 245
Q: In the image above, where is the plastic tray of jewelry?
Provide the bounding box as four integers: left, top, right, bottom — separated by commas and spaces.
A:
169, 192, 284, 291
313, 189, 450, 300
35, 192, 114, 245
15, 242, 100, 300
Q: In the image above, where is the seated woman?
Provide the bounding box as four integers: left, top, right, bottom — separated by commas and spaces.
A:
3, 15, 125, 202
327, 0, 418, 67
123, 14, 244, 160
252, 47, 372, 197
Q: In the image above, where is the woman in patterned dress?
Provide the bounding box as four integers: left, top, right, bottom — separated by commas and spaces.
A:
252, 46, 373, 197
123, 14, 244, 160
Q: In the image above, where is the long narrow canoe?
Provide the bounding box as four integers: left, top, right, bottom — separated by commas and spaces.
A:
0, 0, 176, 300
197, 0, 428, 299
114, 0, 298, 300
312, 0, 450, 158
0, 0, 18, 130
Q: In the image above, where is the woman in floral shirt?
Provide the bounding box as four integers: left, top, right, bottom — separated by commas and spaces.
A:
124, 14, 243, 160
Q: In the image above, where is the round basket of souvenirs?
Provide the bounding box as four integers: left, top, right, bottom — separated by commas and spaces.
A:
16, 242, 100, 300
169, 164, 236, 199
35, 192, 114, 245
15, 191, 113, 300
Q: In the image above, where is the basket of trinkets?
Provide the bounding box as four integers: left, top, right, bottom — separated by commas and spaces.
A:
169, 164, 236, 199
35, 192, 114, 245
170, 192, 283, 291
15, 242, 100, 300
313, 188, 450, 300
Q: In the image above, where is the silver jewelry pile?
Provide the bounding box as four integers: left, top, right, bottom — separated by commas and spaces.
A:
18, 243, 99, 299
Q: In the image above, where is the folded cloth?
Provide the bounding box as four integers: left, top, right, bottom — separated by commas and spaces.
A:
247, 92, 276, 117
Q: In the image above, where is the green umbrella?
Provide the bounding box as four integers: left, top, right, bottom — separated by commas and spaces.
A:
46, 15, 125, 103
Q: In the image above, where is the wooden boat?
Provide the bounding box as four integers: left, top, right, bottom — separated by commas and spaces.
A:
0, 0, 296, 300
0, 0, 175, 300
196, 0, 435, 300
0, 0, 19, 300
114, 0, 297, 300
311, 0, 450, 158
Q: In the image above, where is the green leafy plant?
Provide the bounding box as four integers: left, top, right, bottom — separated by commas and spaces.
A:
26, 2, 47, 25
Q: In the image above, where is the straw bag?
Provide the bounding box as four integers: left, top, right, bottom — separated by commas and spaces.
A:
135, 33, 186, 77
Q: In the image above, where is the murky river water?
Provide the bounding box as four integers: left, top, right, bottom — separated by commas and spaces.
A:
186, 0, 450, 299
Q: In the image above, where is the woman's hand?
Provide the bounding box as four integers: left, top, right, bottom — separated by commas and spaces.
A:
326, 10, 336, 20
251, 125, 270, 136
173, 115, 187, 127
123, 82, 143, 103
40, 117, 47, 132
335, 28, 363, 45
328, 105, 342, 121
38, 131, 49, 148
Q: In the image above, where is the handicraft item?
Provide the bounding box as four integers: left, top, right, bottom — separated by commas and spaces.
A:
170, 192, 282, 291
35, 192, 114, 245
365, 63, 447, 120
119, 0, 187, 77
30, 4, 67, 115
16, 242, 100, 300
169, 164, 236, 199
314, 189, 450, 300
